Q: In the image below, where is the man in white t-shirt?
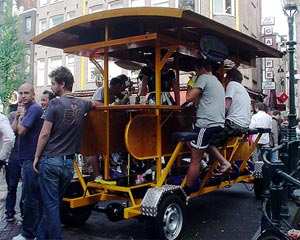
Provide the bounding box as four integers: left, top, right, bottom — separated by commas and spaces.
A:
225, 68, 251, 134
249, 101, 272, 161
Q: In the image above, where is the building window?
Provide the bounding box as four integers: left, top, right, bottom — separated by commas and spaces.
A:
25, 49, 31, 74
2, 1, 7, 12
25, 16, 32, 33
67, 11, 76, 20
151, 0, 169, 7
66, 55, 75, 76
39, 19, 47, 33
130, 0, 145, 7
50, 0, 63, 3
39, 0, 47, 6
50, 15, 64, 28
37, 59, 45, 87
178, 0, 195, 11
89, 5, 103, 13
48, 56, 62, 85
213, 0, 234, 15
108, 0, 123, 9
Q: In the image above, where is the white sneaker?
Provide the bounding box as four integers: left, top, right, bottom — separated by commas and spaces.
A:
12, 234, 27, 240
95, 175, 103, 181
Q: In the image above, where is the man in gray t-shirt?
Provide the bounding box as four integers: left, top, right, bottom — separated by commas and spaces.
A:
184, 59, 231, 196
33, 66, 101, 239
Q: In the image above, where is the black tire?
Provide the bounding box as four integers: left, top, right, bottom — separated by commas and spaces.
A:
256, 229, 289, 240
60, 180, 94, 227
60, 202, 94, 227
146, 194, 186, 240
254, 178, 264, 200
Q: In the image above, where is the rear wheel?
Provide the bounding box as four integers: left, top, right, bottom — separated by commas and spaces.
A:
60, 180, 94, 227
146, 194, 186, 240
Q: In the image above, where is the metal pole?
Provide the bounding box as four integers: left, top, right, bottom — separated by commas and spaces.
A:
287, 13, 297, 174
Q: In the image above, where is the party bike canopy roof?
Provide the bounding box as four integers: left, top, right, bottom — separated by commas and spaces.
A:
32, 7, 283, 71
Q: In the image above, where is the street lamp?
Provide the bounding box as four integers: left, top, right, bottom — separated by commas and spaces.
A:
281, 0, 300, 173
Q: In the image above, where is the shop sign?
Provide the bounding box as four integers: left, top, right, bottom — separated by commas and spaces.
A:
262, 81, 275, 90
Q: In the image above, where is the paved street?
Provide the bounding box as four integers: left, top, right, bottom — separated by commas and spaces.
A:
0, 183, 261, 240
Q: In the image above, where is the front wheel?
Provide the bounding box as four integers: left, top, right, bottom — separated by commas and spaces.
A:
148, 194, 186, 240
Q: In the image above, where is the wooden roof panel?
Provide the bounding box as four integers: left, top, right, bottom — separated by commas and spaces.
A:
32, 7, 282, 69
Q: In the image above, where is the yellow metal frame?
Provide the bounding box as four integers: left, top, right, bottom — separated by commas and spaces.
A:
31, 8, 283, 223
61, 26, 265, 220
65, 128, 260, 219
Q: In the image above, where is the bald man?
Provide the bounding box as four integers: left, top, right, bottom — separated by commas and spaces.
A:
12, 83, 43, 240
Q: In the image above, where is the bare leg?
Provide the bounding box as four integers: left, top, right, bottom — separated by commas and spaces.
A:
90, 155, 101, 179
186, 148, 205, 188
207, 145, 231, 172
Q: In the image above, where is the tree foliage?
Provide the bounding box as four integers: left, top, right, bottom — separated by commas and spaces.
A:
0, 0, 28, 106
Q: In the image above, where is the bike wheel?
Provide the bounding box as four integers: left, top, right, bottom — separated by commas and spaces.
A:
60, 180, 94, 227
146, 194, 186, 240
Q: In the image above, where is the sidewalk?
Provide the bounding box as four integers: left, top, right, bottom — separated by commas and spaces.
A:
0, 182, 22, 240
0, 215, 22, 240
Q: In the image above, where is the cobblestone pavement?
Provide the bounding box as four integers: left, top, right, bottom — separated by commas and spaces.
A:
0, 183, 263, 240
0, 214, 22, 240
0, 212, 111, 240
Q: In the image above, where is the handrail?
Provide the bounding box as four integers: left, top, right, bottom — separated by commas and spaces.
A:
261, 141, 300, 187
261, 143, 285, 165
275, 169, 300, 187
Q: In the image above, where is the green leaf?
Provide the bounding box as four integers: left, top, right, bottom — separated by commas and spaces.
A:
0, 0, 28, 107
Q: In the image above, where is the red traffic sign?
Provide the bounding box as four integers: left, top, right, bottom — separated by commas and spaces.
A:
277, 92, 288, 103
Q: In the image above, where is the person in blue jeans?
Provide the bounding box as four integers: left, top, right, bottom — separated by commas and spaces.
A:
5, 101, 24, 222
270, 110, 282, 162
33, 66, 101, 240
12, 83, 44, 240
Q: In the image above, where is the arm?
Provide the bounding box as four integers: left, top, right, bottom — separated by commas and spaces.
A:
11, 116, 18, 133
17, 124, 28, 136
120, 95, 129, 105
11, 106, 24, 133
17, 105, 36, 136
186, 87, 202, 102
172, 79, 180, 105
33, 120, 53, 173
91, 99, 103, 107
225, 97, 232, 116
138, 76, 148, 96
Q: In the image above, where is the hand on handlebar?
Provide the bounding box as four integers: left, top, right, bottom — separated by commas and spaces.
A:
182, 101, 197, 108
